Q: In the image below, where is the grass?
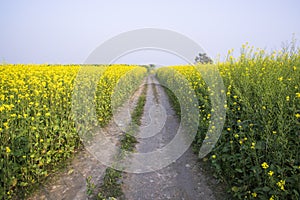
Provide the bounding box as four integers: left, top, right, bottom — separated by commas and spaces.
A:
96, 168, 123, 199
96, 82, 148, 199
151, 83, 159, 104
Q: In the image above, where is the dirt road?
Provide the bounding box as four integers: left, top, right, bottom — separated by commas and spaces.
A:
122, 75, 224, 200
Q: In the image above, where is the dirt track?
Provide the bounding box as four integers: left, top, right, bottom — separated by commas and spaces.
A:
122, 75, 224, 200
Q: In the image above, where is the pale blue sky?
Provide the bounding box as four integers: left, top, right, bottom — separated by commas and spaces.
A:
0, 0, 299, 65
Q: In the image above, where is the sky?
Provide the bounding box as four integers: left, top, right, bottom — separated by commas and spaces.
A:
0, 0, 300, 65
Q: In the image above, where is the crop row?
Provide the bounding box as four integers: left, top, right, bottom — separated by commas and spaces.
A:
156, 46, 300, 199
0, 64, 147, 199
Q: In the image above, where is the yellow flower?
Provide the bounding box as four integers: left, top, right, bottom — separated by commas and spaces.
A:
295, 113, 300, 118
296, 93, 300, 98
251, 192, 257, 197
278, 77, 283, 81
261, 162, 269, 169
212, 155, 217, 159
268, 170, 274, 176
6, 146, 11, 153
276, 180, 285, 191
286, 96, 290, 101
3, 122, 9, 129
269, 195, 275, 200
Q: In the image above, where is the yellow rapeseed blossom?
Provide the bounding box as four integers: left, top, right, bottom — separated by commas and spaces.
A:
261, 162, 269, 169
251, 192, 257, 197
155, 49, 300, 200
6, 147, 11, 153
286, 96, 290, 101
268, 170, 274, 176
276, 180, 285, 191
3, 122, 9, 129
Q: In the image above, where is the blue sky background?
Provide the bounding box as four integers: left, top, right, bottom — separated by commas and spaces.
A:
0, 0, 300, 65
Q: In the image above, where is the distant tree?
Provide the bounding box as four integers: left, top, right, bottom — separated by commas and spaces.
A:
195, 53, 213, 64
148, 64, 155, 69
141, 64, 156, 72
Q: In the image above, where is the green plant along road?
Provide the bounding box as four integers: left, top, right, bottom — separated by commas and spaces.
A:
1, 44, 299, 200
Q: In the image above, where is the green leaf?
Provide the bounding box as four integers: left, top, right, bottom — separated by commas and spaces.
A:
235, 168, 243, 173
231, 186, 239, 192
262, 186, 271, 192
